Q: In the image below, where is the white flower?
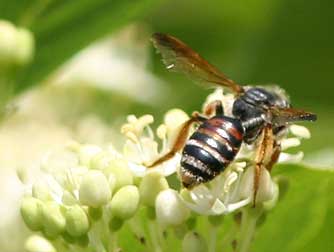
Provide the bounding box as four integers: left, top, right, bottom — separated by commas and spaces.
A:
202, 88, 235, 116
279, 124, 311, 163
53, 24, 167, 105
19, 86, 314, 249
181, 162, 252, 215
122, 110, 188, 177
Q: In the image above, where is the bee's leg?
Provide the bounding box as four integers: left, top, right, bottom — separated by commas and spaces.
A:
146, 113, 207, 168
253, 125, 274, 205
204, 100, 224, 116
267, 142, 281, 172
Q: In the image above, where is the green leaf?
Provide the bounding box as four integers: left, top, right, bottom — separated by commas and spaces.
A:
252, 164, 334, 252
6, 0, 160, 94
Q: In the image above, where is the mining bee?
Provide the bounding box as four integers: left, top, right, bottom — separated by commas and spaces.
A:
149, 33, 317, 202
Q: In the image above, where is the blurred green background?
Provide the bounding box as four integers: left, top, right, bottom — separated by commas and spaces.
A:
1, 0, 333, 152
0, 0, 333, 251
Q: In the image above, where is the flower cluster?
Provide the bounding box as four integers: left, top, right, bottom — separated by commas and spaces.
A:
20, 88, 311, 252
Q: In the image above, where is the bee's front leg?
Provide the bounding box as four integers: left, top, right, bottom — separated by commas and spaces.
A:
253, 125, 275, 205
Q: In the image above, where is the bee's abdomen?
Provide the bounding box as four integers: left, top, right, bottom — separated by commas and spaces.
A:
180, 116, 244, 188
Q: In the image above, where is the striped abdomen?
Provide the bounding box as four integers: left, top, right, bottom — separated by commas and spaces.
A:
180, 116, 244, 188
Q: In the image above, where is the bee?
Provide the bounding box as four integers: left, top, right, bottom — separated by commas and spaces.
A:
149, 33, 316, 202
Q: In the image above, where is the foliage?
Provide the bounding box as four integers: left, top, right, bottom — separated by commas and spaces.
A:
0, 0, 159, 95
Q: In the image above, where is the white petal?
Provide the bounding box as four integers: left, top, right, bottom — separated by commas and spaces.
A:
127, 162, 147, 177
123, 140, 143, 163
189, 186, 214, 212
182, 201, 210, 215
159, 153, 180, 176
225, 197, 252, 213
238, 166, 275, 203
139, 137, 158, 161
210, 199, 227, 215
278, 151, 304, 163
238, 167, 254, 199
78, 144, 102, 166
127, 153, 179, 177
190, 186, 213, 203
44, 175, 63, 203
281, 138, 301, 150
289, 125, 311, 139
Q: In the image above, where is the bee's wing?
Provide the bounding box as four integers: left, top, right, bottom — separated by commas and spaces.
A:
270, 107, 317, 125
151, 33, 244, 94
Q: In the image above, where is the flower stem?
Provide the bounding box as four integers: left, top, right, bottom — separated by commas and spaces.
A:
108, 232, 119, 252
237, 207, 263, 252
148, 220, 162, 252
208, 226, 218, 252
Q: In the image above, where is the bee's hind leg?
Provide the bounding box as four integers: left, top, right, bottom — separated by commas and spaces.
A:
145, 113, 206, 168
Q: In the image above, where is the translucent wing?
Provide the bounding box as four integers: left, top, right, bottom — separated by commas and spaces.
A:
151, 33, 244, 94
270, 107, 317, 125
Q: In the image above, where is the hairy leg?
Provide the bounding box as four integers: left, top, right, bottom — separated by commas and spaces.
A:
253, 125, 275, 205
146, 113, 206, 167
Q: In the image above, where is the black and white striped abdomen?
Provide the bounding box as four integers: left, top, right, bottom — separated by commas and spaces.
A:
180, 116, 244, 188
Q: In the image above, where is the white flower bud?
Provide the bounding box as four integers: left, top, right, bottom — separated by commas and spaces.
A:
41, 149, 78, 174
25, 235, 56, 252
155, 189, 190, 227
239, 166, 275, 203
61, 191, 77, 206
263, 182, 279, 211
164, 109, 189, 128
65, 205, 90, 237
32, 180, 52, 201
41, 201, 66, 238
164, 109, 189, 147
79, 170, 111, 207
20, 197, 43, 231
139, 171, 169, 207
182, 232, 208, 252
78, 145, 102, 167
0, 20, 17, 66
90, 151, 112, 170
110, 185, 140, 220
104, 159, 133, 192
14, 27, 34, 65
0, 20, 34, 67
